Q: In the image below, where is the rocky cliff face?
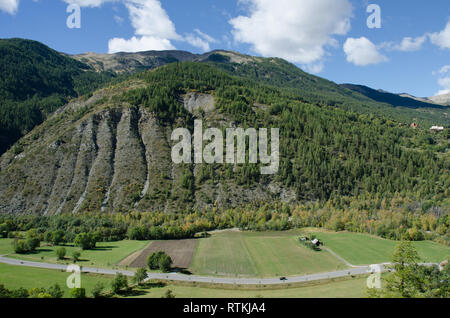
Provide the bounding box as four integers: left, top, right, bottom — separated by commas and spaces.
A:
0, 80, 294, 215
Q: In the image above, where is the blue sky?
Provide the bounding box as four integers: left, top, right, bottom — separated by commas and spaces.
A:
1, 0, 449, 97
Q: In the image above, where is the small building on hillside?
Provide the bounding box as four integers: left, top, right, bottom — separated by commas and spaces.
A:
311, 238, 321, 247
430, 126, 444, 132
410, 122, 418, 129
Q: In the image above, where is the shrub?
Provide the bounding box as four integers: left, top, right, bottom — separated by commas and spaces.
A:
147, 251, 172, 272
72, 251, 81, 262
91, 282, 104, 298
159, 254, 173, 273
28, 288, 52, 298
111, 273, 128, 294
162, 289, 175, 298
74, 232, 97, 250
56, 247, 66, 260
69, 288, 86, 298
47, 284, 64, 298
147, 251, 165, 270
133, 268, 148, 286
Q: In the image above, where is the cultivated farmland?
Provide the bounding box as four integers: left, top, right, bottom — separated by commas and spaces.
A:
190, 231, 346, 277
128, 239, 198, 269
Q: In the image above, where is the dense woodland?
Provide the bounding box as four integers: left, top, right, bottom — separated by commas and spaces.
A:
121, 62, 449, 204
0, 39, 116, 153
0, 196, 448, 247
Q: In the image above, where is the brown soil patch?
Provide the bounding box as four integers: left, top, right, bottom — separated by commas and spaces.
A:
129, 239, 198, 269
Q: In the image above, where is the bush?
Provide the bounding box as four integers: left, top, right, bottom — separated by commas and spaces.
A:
133, 268, 148, 286
47, 284, 64, 298
74, 232, 97, 250
0, 284, 28, 298
69, 288, 86, 298
147, 251, 173, 272
28, 288, 52, 298
159, 254, 173, 273
162, 289, 175, 298
72, 250, 81, 262
13, 239, 29, 254
147, 251, 165, 270
56, 247, 66, 260
50, 230, 66, 246
91, 282, 104, 298
111, 273, 128, 294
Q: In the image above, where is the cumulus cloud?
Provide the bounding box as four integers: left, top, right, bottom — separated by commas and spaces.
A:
436, 77, 450, 96
0, 0, 20, 14
382, 35, 427, 52
438, 65, 450, 74
343, 37, 388, 66
107, 1, 216, 53
229, 0, 353, 69
108, 35, 175, 52
430, 21, 450, 49
108, 0, 180, 53
62, 0, 216, 53
183, 29, 218, 52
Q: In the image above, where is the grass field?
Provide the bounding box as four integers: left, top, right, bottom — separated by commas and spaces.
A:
135, 276, 368, 298
0, 239, 149, 269
0, 261, 368, 298
309, 231, 450, 265
0, 263, 113, 297
190, 231, 346, 277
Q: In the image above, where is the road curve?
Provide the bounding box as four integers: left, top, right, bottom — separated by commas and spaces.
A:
0, 256, 438, 286
0, 255, 374, 285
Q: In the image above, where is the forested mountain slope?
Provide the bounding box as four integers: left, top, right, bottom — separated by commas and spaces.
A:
0, 62, 448, 215
1, 38, 448, 157
0, 38, 117, 154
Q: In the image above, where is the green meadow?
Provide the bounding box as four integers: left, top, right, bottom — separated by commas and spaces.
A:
310, 231, 450, 265
190, 231, 346, 277
0, 239, 149, 269
136, 276, 368, 298
0, 263, 113, 297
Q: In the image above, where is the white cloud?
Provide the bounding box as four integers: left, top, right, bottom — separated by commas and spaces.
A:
0, 0, 20, 14
108, 0, 180, 53
108, 35, 175, 53
194, 29, 217, 44
438, 65, 450, 74
436, 77, 450, 96
125, 0, 179, 39
343, 37, 388, 66
183, 29, 217, 52
184, 34, 211, 52
430, 21, 450, 49
113, 15, 123, 24
388, 35, 427, 52
229, 0, 353, 68
107, 1, 216, 53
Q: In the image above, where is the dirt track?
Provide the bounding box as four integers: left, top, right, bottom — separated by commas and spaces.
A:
129, 239, 198, 269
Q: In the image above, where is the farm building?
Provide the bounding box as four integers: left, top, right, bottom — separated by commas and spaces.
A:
311, 238, 321, 246
430, 126, 444, 132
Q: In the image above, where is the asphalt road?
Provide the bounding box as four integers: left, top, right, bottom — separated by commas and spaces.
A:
0, 255, 377, 285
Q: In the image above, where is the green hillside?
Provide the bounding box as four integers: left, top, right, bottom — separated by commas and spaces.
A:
0, 38, 116, 154
0, 61, 448, 216
209, 57, 450, 127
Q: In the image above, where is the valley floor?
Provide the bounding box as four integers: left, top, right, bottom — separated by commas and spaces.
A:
0, 228, 448, 298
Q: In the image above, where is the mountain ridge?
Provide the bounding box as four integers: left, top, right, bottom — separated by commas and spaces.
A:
0, 61, 448, 215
